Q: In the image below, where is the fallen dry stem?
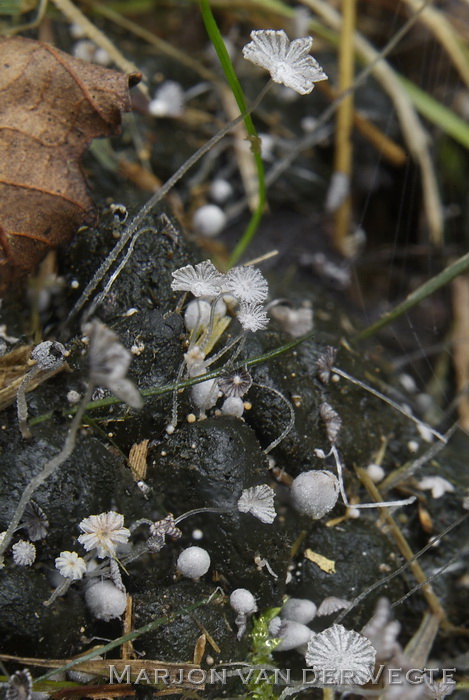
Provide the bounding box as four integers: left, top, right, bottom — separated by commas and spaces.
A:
333, 0, 356, 255
84, 0, 223, 86
355, 466, 447, 624
221, 89, 260, 213
401, 0, 469, 88
301, 0, 443, 244
318, 81, 406, 166
52, 0, 147, 95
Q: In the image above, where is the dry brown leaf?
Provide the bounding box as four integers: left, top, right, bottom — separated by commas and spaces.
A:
0, 36, 139, 291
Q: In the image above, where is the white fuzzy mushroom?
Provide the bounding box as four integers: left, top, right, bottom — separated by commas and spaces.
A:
192, 204, 227, 237
281, 598, 317, 624
85, 580, 127, 621
290, 470, 339, 519
177, 546, 211, 579
230, 588, 258, 615
221, 397, 245, 418
269, 616, 313, 651
209, 178, 233, 204
230, 588, 258, 640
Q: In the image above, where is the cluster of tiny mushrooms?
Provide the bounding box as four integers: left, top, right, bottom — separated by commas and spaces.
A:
0, 28, 458, 698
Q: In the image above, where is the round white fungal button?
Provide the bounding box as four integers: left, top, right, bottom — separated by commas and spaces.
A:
281, 598, 317, 624
290, 470, 339, 519
230, 588, 257, 615
366, 463, 385, 483
85, 580, 127, 621
184, 299, 212, 331
177, 546, 211, 579
209, 178, 233, 204
221, 397, 245, 418
268, 617, 312, 651
192, 204, 227, 237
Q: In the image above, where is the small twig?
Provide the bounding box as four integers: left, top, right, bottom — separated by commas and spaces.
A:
354, 467, 448, 623
51, 0, 147, 95
334, 511, 468, 626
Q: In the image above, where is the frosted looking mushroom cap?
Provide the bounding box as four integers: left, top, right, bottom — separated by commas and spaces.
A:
281, 597, 317, 624
177, 546, 211, 579
269, 616, 313, 651
230, 588, 258, 615
306, 624, 377, 685
85, 580, 127, 621
242, 30, 328, 95
290, 470, 339, 519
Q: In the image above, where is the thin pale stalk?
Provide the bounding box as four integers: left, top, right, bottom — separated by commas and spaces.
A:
64, 81, 272, 332
198, 0, 268, 266
0, 384, 93, 567
332, 366, 446, 443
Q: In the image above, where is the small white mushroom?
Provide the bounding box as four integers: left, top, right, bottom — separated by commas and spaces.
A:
230, 588, 258, 640
177, 546, 211, 579
230, 588, 258, 615
209, 178, 233, 204
317, 596, 350, 616
366, 463, 385, 483
269, 616, 313, 651
281, 598, 317, 624
85, 580, 127, 621
221, 397, 245, 418
184, 299, 212, 331
191, 377, 220, 415
192, 204, 227, 237
290, 470, 339, 519
184, 298, 227, 332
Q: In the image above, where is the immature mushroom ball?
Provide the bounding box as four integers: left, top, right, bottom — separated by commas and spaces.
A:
177, 546, 211, 579
230, 588, 258, 615
290, 470, 339, 519
269, 616, 313, 651
230, 588, 257, 640
192, 204, 227, 237
281, 598, 317, 624
85, 580, 127, 621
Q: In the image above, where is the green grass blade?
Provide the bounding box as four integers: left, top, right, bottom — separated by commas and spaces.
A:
34, 594, 218, 683
398, 75, 469, 150
356, 251, 469, 340
198, 0, 267, 266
